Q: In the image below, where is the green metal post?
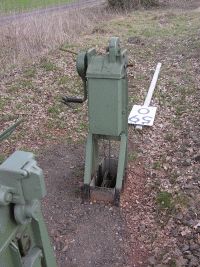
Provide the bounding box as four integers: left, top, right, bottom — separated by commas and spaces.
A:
116, 133, 127, 190
0, 119, 22, 141
84, 133, 94, 185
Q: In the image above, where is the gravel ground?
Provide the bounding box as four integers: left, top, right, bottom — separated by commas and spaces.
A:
39, 144, 131, 267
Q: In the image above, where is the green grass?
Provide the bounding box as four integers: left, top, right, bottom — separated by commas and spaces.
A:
48, 105, 60, 116
156, 191, 173, 210
23, 67, 36, 79
40, 58, 57, 72
58, 75, 70, 85
110, 12, 200, 39
0, 0, 73, 13
128, 151, 138, 161
0, 98, 7, 110
153, 160, 162, 170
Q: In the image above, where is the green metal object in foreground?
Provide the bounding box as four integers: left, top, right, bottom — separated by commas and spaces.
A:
74, 37, 128, 205
0, 151, 57, 267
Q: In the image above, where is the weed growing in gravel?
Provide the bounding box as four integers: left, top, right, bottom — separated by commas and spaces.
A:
20, 79, 34, 89
168, 259, 177, 267
40, 58, 57, 72
7, 84, 19, 93
175, 105, 185, 116
0, 98, 7, 110
128, 151, 138, 161
8, 79, 34, 91
164, 132, 177, 142
48, 105, 61, 117
153, 160, 162, 170
129, 94, 140, 103
23, 67, 36, 78
46, 119, 55, 129
156, 191, 173, 210
58, 75, 70, 85
15, 103, 23, 110
77, 122, 88, 132
171, 117, 181, 129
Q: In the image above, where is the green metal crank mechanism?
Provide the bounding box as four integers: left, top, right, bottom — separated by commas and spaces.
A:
61, 41, 99, 104
0, 121, 57, 267
62, 37, 129, 205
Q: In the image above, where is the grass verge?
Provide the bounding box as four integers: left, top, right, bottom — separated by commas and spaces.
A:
0, 0, 73, 13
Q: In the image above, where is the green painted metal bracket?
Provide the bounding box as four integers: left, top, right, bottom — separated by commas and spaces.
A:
116, 133, 128, 190
84, 133, 94, 185
0, 151, 57, 267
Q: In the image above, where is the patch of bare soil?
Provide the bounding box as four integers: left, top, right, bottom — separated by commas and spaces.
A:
121, 157, 151, 267
39, 144, 131, 267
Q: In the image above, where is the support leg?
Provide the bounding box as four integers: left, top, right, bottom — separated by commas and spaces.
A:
116, 133, 127, 191
84, 133, 94, 185
92, 136, 98, 176
83, 134, 99, 201
33, 208, 58, 267
114, 134, 127, 206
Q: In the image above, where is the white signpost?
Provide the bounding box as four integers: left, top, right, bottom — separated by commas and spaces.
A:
128, 63, 162, 129
128, 105, 157, 126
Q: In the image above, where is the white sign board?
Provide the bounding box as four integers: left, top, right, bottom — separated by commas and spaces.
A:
128, 105, 157, 126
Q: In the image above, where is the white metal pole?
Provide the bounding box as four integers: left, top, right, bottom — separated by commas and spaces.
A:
135, 62, 162, 130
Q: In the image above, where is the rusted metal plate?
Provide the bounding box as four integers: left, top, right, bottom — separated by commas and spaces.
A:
90, 186, 115, 203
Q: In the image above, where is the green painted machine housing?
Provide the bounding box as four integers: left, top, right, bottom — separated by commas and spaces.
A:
0, 151, 57, 267
77, 37, 129, 205
87, 42, 128, 136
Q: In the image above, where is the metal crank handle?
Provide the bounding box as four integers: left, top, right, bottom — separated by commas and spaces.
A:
62, 96, 85, 104
62, 79, 87, 104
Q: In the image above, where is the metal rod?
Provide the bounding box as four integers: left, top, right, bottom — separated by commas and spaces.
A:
0, 119, 22, 142
59, 48, 78, 55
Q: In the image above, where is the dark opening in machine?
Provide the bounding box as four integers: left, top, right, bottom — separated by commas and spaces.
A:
89, 140, 120, 203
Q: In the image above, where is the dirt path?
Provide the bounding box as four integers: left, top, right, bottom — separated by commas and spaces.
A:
39, 144, 131, 267
0, 0, 105, 26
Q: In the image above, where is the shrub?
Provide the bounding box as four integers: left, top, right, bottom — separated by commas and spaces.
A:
108, 0, 159, 9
